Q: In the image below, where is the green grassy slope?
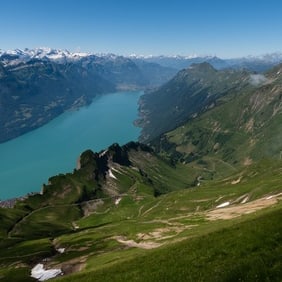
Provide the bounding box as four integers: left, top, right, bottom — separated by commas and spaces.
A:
1, 158, 281, 281
57, 207, 282, 282
55, 160, 281, 281
150, 64, 282, 177
0, 142, 193, 280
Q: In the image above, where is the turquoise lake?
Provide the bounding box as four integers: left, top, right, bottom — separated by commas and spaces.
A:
0, 91, 142, 200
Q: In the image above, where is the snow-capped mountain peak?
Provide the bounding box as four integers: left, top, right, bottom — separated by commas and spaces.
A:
0, 47, 90, 66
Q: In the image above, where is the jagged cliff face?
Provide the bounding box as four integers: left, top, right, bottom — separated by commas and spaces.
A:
26, 142, 179, 207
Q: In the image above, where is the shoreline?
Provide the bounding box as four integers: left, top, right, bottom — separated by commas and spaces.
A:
0, 90, 143, 206
0, 196, 25, 208
0, 192, 39, 208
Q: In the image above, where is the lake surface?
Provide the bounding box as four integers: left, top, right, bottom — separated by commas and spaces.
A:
0, 91, 142, 200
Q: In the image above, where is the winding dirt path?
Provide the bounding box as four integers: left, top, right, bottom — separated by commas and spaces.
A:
114, 236, 161, 249
141, 198, 164, 217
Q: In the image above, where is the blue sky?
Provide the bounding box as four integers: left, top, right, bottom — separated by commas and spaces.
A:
1, 0, 282, 58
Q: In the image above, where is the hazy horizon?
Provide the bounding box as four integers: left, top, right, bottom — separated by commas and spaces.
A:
1, 46, 282, 60
1, 0, 282, 58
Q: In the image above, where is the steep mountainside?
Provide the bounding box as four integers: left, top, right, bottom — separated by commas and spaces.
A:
0, 59, 115, 143
149, 64, 282, 176
0, 49, 175, 143
137, 63, 251, 142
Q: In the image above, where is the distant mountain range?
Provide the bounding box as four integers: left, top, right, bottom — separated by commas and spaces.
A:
1, 47, 282, 143
2, 47, 282, 71
0, 48, 175, 143
130, 52, 282, 72
0, 48, 176, 88
0, 47, 90, 65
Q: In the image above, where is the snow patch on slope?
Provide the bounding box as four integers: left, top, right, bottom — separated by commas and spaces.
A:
31, 264, 63, 281
109, 169, 117, 179
216, 202, 230, 208
0, 47, 90, 65
115, 197, 122, 205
